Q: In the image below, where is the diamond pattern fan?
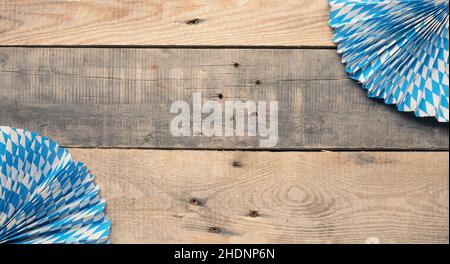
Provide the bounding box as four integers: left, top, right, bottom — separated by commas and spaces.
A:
0, 126, 111, 243
328, 0, 449, 122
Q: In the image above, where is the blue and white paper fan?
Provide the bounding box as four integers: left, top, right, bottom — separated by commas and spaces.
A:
0, 126, 111, 244
329, 0, 449, 122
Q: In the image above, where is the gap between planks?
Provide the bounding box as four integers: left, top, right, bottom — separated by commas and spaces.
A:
70, 149, 449, 244
64, 147, 450, 152
0, 45, 339, 50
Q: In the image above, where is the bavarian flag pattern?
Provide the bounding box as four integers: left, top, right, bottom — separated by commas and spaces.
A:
329, 0, 449, 122
0, 126, 111, 243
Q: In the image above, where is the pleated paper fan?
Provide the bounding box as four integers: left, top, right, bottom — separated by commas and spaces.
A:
329, 0, 449, 122
0, 126, 111, 244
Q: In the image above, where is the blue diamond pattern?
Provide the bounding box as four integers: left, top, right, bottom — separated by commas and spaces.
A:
329, 0, 449, 122
0, 126, 111, 244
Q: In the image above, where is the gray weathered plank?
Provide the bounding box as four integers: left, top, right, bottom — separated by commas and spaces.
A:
0, 47, 448, 149
70, 149, 449, 244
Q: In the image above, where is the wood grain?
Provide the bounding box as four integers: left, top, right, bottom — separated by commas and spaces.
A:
0, 0, 333, 46
69, 149, 449, 244
0, 47, 448, 150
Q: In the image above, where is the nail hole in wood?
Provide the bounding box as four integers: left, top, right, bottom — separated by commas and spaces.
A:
189, 198, 204, 206
232, 161, 241, 168
209, 227, 220, 234
217, 93, 224, 100
248, 210, 259, 217
233, 62, 240, 68
186, 18, 203, 25
255, 80, 262, 85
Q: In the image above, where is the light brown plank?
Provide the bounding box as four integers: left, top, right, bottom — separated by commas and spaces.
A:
70, 149, 449, 244
0, 0, 333, 46
0, 47, 448, 150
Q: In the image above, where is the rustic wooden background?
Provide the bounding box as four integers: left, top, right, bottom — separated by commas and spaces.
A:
0, 0, 448, 244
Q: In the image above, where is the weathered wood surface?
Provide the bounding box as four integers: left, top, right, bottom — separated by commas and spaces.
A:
0, 0, 333, 46
69, 149, 449, 244
0, 47, 448, 149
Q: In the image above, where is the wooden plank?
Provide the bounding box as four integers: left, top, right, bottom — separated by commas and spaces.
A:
0, 0, 333, 46
0, 47, 448, 150
69, 149, 449, 244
